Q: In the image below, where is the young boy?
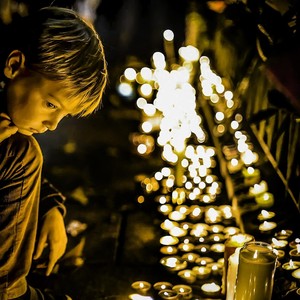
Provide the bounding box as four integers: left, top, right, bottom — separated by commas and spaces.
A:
0, 6, 107, 300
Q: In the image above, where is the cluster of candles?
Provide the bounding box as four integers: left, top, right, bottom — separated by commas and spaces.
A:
129, 280, 222, 299
118, 23, 300, 299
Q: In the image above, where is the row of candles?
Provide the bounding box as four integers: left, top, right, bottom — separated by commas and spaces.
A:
119, 25, 300, 298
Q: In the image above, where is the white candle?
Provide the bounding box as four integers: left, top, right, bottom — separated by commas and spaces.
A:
226, 247, 241, 300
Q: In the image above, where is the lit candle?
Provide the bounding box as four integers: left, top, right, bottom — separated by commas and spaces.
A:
226, 247, 240, 300
207, 262, 222, 276
205, 207, 222, 224
195, 256, 214, 266
255, 192, 274, 208
227, 158, 243, 174
160, 246, 178, 255
169, 226, 187, 238
209, 233, 226, 243
201, 282, 221, 297
131, 281, 152, 294
168, 211, 186, 221
177, 269, 197, 284
249, 180, 268, 196
223, 234, 254, 295
289, 238, 300, 249
271, 238, 288, 250
160, 256, 187, 272
178, 243, 195, 253
259, 221, 277, 233
223, 226, 240, 237
182, 252, 200, 263
158, 289, 178, 300
160, 220, 179, 231
153, 282, 173, 291
192, 266, 211, 279
210, 224, 225, 234
274, 229, 293, 240
211, 243, 225, 254
129, 294, 153, 300
242, 167, 261, 184
160, 235, 179, 246
172, 285, 192, 299
257, 210, 276, 221
194, 244, 210, 254
289, 244, 300, 261
282, 259, 300, 271
235, 241, 277, 300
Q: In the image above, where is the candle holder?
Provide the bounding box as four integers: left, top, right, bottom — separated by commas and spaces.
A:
192, 266, 211, 279
160, 256, 187, 272
153, 282, 173, 291
177, 269, 197, 284
200, 282, 221, 297
131, 281, 152, 295
235, 241, 277, 300
158, 289, 178, 300
172, 285, 193, 299
274, 229, 293, 240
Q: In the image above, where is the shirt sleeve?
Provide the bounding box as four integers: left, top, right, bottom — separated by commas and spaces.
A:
39, 178, 67, 218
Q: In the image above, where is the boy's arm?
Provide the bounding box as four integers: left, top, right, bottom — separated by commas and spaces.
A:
35, 178, 68, 275
39, 178, 67, 217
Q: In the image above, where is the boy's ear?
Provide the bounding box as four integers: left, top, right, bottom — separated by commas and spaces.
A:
4, 50, 25, 79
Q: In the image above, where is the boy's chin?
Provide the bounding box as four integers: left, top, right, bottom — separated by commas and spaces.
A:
18, 129, 34, 136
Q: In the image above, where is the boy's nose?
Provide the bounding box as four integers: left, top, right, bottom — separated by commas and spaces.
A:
44, 117, 62, 131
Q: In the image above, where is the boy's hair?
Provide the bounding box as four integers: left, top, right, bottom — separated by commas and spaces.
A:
2, 6, 107, 116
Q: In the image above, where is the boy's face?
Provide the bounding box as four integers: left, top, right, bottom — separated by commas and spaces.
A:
5, 70, 79, 136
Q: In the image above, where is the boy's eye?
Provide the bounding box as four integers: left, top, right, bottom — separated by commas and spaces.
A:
47, 102, 57, 109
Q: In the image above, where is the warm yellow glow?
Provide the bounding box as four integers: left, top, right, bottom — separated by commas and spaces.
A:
140, 67, 153, 81
178, 45, 200, 62
124, 67, 137, 81
152, 51, 166, 69
117, 82, 133, 97
163, 29, 174, 41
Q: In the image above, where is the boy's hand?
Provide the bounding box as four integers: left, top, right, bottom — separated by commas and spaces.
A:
0, 113, 18, 142
33, 207, 68, 276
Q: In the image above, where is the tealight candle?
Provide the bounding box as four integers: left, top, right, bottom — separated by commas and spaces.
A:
160, 246, 178, 255
194, 244, 211, 254
201, 282, 221, 297
271, 238, 288, 249
153, 282, 173, 291
160, 235, 179, 246
289, 245, 300, 261
168, 211, 186, 221
160, 220, 179, 231
255, 192, 274, 208
160, 256, 187, 271
275, 229, 293, 240
169, 227, 187, 238
131, 281, 152, 294
207, 262, 222, 276
209, 233, 226, 243
205, 207, 222, 224
195, 256, 214, 266
192, 266, 211, 279
224, 226, 240, 237
158, 204, 173, 215
210, 224, 225, 234
282, 260, 300, 271
289, 238, 300, 249
158, 289, 178, 300
178, 243, 195, 252
242, 167, 261, 184
211, 243, 225, 253
249, 180, 268, 196
259, 221, 277, 233
292, 268, 300, 280
129, 294, 153, 300
257, 210, 276, 221
177, 269, 197, 284
172, 285, 192, 299
182, 252, 200, 263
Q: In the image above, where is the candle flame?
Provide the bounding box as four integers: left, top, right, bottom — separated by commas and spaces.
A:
253, 250, 258, 259
289, 259, 295, 268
